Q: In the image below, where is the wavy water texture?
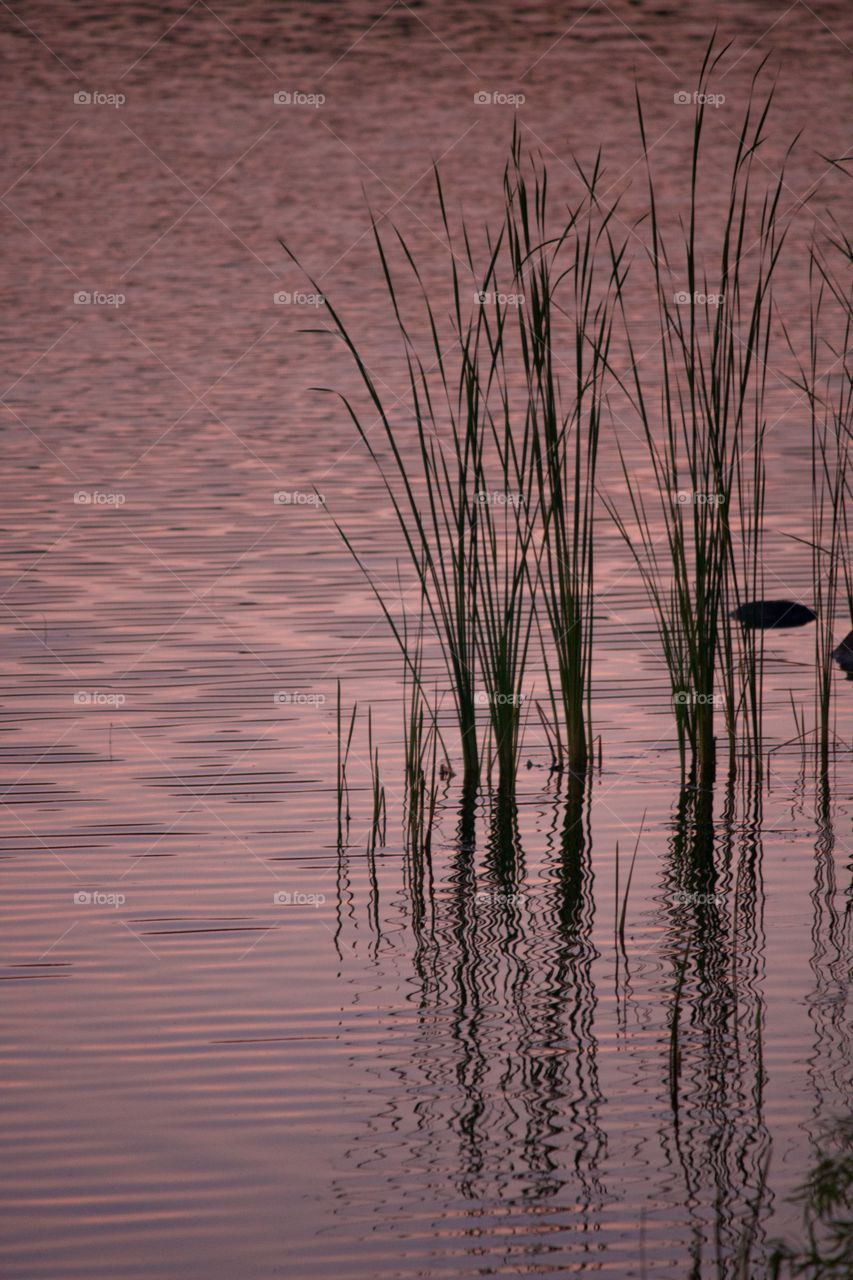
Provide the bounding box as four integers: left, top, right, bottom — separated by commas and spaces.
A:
1, 2, 852, 1278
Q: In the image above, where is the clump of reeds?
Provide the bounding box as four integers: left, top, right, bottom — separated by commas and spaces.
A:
284, 185, 528, 791
285, 129, 624, 794
608, 40, 793, 785
506, 135, 626, 774
294, 43, 838, 798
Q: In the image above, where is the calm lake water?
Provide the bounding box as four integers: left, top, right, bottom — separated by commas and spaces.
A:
2, 2, 852, 1277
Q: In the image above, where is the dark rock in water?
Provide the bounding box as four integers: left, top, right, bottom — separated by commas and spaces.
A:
832, 629, 853, 672
731, 600, 817, 630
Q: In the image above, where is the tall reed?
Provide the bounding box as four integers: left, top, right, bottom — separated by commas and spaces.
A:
285, 185, 534, 791
366, 707, 386, 853
608, 41, 793, 784
336, 680, 357, 847
505, 136, 626, 772
286, 134, 622, 791
401, 591, 440, 854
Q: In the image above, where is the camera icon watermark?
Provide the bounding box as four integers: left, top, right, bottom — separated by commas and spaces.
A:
273, 690, 326, 707
474, 889, 528, 906
673, 290, 724, 306
670, 890, 726, 906
474, 689, 525, 706
673, 91, 725, 108
73, 490, 126, 506
272, 90, 325, 107
73, 690, 126, 707
273, 890, 325, 907
73, 291, 125, 307
672, 490, 724, 506
474, 490, 524, 508
473, 90, 525, 106
74, 90, 126, 108
73, 890, 126, 907
273, 491, 325, 507
673, 689, 724, 707
474, 290, 524, 306
273, 291, 325, 306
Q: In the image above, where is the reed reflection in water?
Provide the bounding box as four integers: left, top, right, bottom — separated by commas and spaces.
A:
316, 768, 845, 1278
